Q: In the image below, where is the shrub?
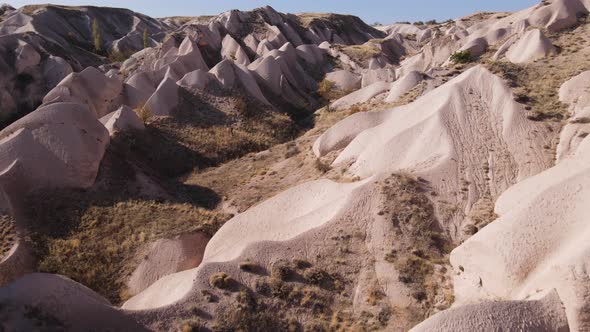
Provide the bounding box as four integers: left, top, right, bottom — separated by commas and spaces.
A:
209, 272, 233, 289
450, 50, 473, 64
425, 19, 437, 25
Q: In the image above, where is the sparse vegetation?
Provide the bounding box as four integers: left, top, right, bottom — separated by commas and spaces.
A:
450, 50, 473, 64
380, 174, 453, 311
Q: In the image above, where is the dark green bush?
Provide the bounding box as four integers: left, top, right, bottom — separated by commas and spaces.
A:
450, 50, 473, 64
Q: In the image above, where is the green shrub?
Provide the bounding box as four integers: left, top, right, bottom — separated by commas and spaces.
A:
450, 50, 473, 64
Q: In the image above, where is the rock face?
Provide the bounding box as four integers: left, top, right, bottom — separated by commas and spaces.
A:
325, 70, 362, 92
315, 66, 552, 237
0, 273, 147, 331
411, 290, 569, 332
5, 0, 590, 331
384, 70, 423, 103
330, 81, 393, 110
126, 233, 209, 297
447, 119, 590, 330
43, 67, 123, 118
41, 56, 73, 89
505, 29, 556, 64
123, 178, 375, 310
100, 105, 145, 136
557, 71, 590, 162
0, 102, 109, 201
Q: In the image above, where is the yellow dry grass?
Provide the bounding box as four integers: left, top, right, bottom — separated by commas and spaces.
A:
28, 193, 227, 304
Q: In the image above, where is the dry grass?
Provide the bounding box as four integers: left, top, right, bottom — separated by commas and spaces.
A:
0, 214, 15, 258
336, 44, 381, 66
27, 192, 227, 304
298, 13, 334, 28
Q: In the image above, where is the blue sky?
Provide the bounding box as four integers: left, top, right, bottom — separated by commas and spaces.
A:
7, 0, 539, 24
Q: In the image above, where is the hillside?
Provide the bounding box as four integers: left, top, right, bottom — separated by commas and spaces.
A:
2, 0, 590, 331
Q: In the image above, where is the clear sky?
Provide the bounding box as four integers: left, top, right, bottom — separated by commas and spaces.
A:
6, 0, 540, 24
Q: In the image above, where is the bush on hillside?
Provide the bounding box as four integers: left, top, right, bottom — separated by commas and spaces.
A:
450, 50, 473, 64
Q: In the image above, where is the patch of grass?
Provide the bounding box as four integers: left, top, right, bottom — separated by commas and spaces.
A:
336, 44, 381, 66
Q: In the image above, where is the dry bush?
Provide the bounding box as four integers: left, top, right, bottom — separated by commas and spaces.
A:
209, 272, 233, 289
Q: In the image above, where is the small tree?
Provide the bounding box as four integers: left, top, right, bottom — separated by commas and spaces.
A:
92, 18, 102, 53
143, 28, 149, 49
